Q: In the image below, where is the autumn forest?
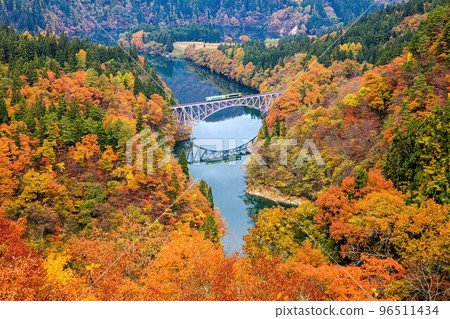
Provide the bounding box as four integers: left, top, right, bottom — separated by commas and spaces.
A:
0, 0, 449, 303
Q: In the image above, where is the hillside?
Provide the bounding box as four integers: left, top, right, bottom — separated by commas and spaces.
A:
243, 0, 450, 204
186, 0, 450, 301
0, 27, 420, 301
0, 26, 224, 299
0, 0, 448, 303
186, 0, 444, 89
0, 0, 402, 37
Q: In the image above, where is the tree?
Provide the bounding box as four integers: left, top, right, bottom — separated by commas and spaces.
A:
354, 168, 368, 189
178, 149, 189, 177
272, 116, 281, 138
259, 118, 271, 147
280, 121, 287, 137
136, 108, 144, 133
70, 134, 101, 167
199, 180, 208, 197
384, 106, 450, 204
167, 172, 181, 199
98, 146, 118, 172
359, 71, 392, 111
202, 214, 219, 243
0, 215, 49, 300
207, 186, 214, 209
244, 202, 337, 260
142, 231, 225, 300
0, 98, 9, 124
239, 35, 250, 42
76, 49, 87, 69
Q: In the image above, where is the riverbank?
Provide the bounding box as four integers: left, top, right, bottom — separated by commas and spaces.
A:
152, 56, 266, 253
246, 186, 303, 206
185, 45, 263, 90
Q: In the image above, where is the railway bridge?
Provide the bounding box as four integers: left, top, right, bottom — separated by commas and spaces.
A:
172, 92, 281, 125
183, 137, 257, 164
173, 92, 281, 164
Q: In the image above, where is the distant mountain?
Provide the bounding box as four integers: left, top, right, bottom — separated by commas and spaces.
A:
0, 0, 406, 36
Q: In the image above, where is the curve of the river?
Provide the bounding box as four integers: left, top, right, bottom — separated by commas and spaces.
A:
149, 57, 278, 254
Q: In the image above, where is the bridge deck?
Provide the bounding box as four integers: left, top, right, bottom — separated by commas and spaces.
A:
172, 91, 282, 125
172, 92, 282, 109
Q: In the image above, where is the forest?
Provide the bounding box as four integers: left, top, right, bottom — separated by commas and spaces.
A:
0, 0, 448, 302
186, 0, 446, 88
0, 0, 400, 36
118, 25, 222, 55
185, 0, 449, 301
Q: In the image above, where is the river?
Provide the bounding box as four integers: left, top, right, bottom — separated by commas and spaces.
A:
149, 57, 278, 254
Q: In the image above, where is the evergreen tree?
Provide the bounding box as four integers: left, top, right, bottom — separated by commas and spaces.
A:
354, 168, 369, 189
133, 77, 144, 96
260, 118, 271, 147
178, 148, 189, 177
13, 100, 27, 122
207, 186, 214, 209
136, 108, 144, 133
384, 105, 450, 204
362, 63, 369, 74
0, 98, 9, 124
198, 180, 214, 208
199, 180, 209, 197
272, 116, 281, 138
167, 172, 180, 199
201, 214, 219, 243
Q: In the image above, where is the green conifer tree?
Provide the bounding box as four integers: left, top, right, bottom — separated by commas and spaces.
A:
272, 116, 281, 138
207, 186, 214, 209
0, 98, 9, 124
202, 214, 219, 243
355, 168, 369, 190
178, 148, 189, 177
136, 109, 144, 133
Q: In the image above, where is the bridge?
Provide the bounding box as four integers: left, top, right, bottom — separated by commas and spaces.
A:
183, 137, 257, 164
172, 92, 282, 125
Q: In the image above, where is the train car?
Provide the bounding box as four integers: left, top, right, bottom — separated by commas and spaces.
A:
205, 93, 242, 102
205, 95, 227, 102
226, 93, 242, 99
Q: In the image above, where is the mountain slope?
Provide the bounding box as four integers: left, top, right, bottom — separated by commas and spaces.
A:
0, 0, 402, 36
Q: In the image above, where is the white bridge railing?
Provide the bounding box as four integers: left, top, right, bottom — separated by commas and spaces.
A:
172, 92, 282, 125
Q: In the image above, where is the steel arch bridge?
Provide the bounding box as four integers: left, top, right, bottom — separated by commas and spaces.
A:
183, 137, 257, 164
172, 92, 282, 125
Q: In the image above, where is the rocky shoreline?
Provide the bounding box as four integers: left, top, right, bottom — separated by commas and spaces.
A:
246, 186, 303, 206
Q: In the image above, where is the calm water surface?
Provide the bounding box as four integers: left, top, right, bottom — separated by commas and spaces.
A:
150, 57, 278, 254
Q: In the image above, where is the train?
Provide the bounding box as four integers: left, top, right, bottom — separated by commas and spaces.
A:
205, 93, 242, 102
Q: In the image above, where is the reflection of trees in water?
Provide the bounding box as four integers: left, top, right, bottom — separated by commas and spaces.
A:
147, 55, 174, 78
205, 106, 261, 122
147, 56, 259, 106
151, 59, 220, 103
240, 192, 277, 224
240, 191, 294, 225
184, 61, 256, 96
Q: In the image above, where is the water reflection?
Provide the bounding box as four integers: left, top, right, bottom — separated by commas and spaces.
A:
151, 57, 274, 254
148, 57, 256, 104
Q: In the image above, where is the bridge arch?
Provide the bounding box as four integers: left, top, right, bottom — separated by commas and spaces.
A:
172, 92, 281, 125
